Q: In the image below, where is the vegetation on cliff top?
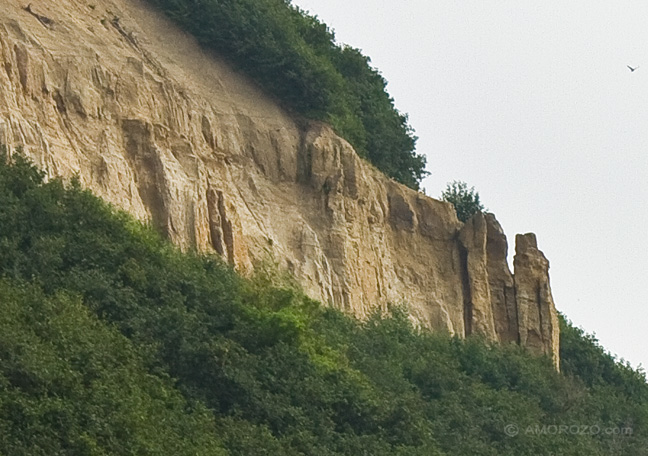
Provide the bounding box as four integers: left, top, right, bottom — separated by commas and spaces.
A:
0, 153, 647, 454
144, 0, 427, 189
441, 180, 486, 222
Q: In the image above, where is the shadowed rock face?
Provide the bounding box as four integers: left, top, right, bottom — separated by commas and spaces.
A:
0, 0, 559, 367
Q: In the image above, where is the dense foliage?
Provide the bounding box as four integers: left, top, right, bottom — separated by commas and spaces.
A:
143, 0, 427, 189
441, 180, 485, 222
0, 153, 646, 455
0, 281, 225, 455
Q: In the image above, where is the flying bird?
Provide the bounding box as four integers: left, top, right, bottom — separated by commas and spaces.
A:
628, 65, 639, 72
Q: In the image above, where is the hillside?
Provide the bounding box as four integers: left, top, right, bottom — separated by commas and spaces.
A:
0, 154, 646, 455
0, 0, 561, 362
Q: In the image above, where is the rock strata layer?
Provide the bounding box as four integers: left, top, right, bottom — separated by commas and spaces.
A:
0, 0, 559, 367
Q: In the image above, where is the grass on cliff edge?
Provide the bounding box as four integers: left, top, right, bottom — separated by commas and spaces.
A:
0, 152, 647, 455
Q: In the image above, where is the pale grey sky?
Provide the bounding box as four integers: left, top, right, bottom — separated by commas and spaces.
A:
292, 0, 648, 370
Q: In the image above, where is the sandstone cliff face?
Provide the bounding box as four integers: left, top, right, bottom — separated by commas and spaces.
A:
0, 0, 559, 366
513, 233, 561, 369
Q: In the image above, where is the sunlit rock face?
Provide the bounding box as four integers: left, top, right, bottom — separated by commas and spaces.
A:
513, 233, 561, 370
457, 214, 560, 368
0, 0, 559, 367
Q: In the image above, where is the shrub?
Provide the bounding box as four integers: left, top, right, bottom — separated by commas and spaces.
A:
441, 180, 485, 222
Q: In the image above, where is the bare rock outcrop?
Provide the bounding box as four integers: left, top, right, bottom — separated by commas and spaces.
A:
456, 215, 558, 368
0, 0, 560, 367
485, 214, 518, 344
514, 234, 561, 369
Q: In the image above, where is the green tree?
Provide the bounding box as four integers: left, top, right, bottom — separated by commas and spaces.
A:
441, 180, 485, 222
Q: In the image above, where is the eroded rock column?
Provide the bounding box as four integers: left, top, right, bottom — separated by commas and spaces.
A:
513, 233, 561, 370
484, 214, 518, 344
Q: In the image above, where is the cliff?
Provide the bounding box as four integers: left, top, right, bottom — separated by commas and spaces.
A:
0, 0, 559, 367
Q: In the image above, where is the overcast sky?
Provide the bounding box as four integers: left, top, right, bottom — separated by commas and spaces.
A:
291, 0, 648, 370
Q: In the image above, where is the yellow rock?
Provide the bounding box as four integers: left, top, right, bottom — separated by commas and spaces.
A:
0, 0, 559, 367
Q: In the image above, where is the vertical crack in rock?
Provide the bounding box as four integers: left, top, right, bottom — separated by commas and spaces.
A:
14, 44, 28, 92
458, 213, 496, 339
340, 149, 358, 199
121, 119, 169, 237
201, 115, 215, 150
217, 190, 235, 265
206, 189, 236, 266
504, 281, 521, 344
185, 196, 197, 248
206, 188, 225, 256
297, 138, 312, 185
53, 90, 67, 114
536, 283, 544, 345
459, 244, 473, 337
